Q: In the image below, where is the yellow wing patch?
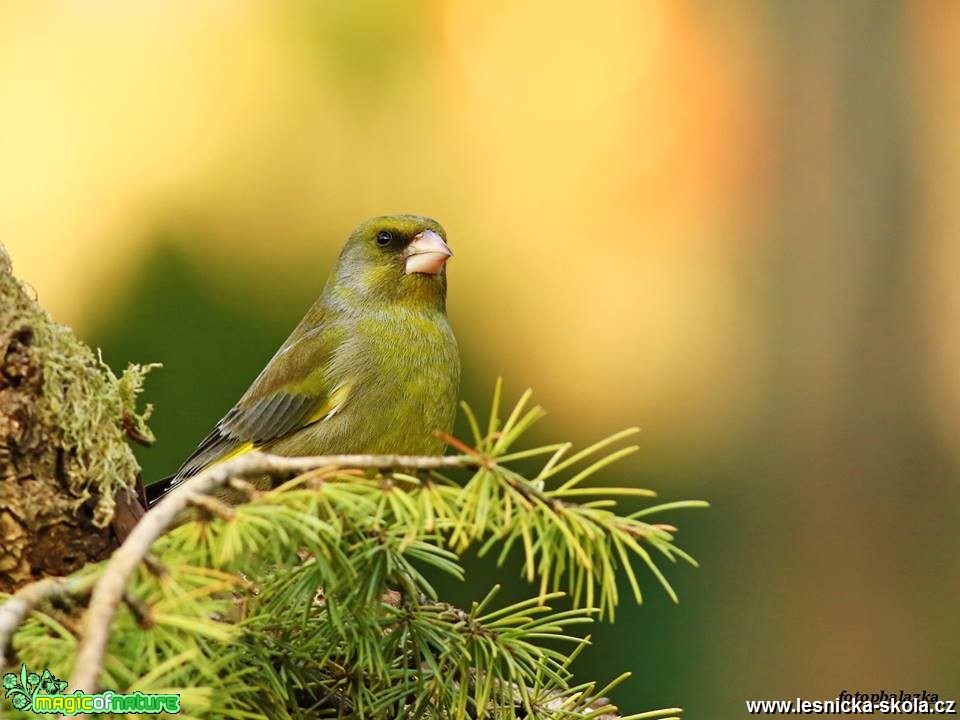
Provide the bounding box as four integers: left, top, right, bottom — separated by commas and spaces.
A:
216, 441, 255, 463
306, 381, 352, 424
207, 383, 351, 469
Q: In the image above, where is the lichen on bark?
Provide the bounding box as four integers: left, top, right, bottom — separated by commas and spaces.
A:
0, 243, 155, 592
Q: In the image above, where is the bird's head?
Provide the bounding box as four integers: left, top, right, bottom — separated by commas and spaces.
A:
332, 215, 453, 310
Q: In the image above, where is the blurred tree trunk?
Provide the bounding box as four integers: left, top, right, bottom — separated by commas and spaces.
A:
755, 0, 960, 694
0, 244, 148, 592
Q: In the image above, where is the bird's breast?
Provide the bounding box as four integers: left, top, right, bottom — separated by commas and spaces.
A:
340, 307, 460, 455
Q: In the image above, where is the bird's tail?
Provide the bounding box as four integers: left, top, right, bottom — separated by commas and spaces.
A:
145, 474, 181, 508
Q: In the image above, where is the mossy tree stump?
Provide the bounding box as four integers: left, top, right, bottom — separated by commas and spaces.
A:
0, 244, 154, 592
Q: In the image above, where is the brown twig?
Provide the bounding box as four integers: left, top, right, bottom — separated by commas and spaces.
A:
67, 450, 478, 697
122, 591, 154, 630
188, 494, 236, 522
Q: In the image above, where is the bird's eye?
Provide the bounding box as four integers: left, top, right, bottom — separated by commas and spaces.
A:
376, 230, 393, 247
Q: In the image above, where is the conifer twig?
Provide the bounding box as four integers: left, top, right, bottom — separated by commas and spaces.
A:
68, 451, 478, 696
0, 575, 94, 672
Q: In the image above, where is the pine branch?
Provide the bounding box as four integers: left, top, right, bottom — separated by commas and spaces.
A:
0, 575, 93, 672
69, 451, 481, 695
1, 380, 704, 719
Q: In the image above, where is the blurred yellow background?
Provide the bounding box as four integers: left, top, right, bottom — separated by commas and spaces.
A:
2, 0, 957, 714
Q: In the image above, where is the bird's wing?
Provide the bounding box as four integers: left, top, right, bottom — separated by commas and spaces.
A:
179, 325, 350, 477
146, 323, 349, 506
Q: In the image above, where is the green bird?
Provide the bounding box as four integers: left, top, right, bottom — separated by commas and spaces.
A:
145, 215, 459, 507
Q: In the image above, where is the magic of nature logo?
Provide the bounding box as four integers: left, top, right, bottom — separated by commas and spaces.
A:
3, 665, 180, 715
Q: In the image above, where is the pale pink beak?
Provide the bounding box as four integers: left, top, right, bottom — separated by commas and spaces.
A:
404, 229, 453, 275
